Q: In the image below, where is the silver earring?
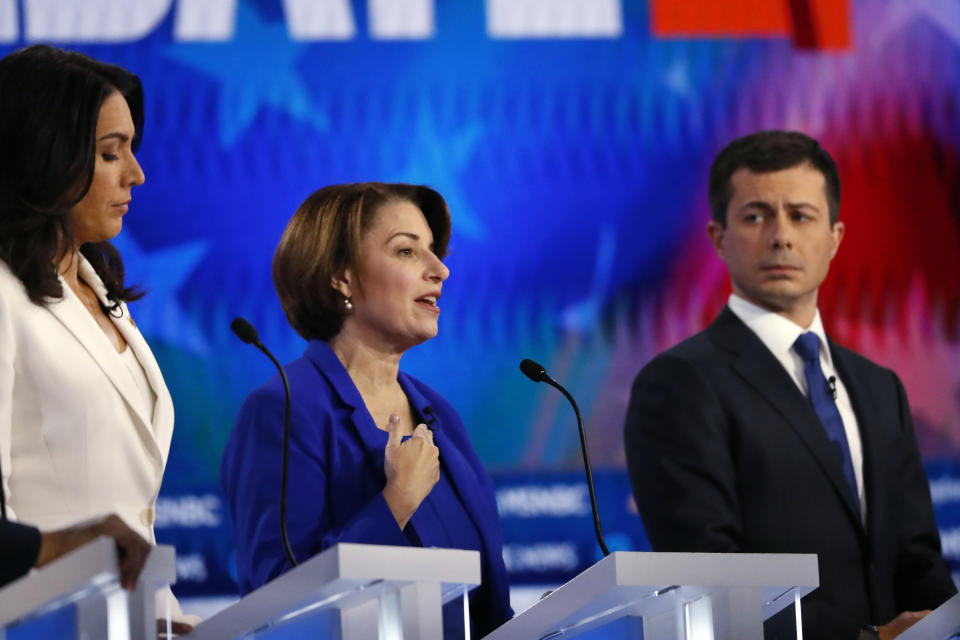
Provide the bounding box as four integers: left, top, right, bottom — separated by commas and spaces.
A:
344, 297, 353, 311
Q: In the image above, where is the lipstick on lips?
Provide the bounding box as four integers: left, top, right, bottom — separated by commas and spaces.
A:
415, 292, 441, 313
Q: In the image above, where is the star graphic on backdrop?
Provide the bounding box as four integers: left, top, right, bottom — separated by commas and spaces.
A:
560, 224, 616, 333
663, 58, 692, 96
112, 232, 210, 356
164, 1, 328, 147
867, 0, 960, 49
391, 110, 486, 240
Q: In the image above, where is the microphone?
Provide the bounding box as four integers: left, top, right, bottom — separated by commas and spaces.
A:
230, 317, 260, 345
519, 358, 610, 556
422, 406, 437, 428
828, 376, 837, 400
230, 317, 298, 569
519, 359, 548, 383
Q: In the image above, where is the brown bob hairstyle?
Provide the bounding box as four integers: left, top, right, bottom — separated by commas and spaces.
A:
273, 182, 451, 341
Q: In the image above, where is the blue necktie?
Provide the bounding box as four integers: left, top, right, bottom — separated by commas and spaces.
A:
793, 332, 860, 513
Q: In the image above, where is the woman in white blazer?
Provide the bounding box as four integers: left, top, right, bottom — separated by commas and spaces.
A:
0, 45, 197, 633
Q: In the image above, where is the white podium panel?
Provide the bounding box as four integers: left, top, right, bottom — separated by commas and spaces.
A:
486, 551, 819, 640
0, 537, 176, 640
898, 593, 960, 640
189, 543, 481, 640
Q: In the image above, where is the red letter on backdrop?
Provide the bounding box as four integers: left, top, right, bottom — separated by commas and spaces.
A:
650, 0, 850, 50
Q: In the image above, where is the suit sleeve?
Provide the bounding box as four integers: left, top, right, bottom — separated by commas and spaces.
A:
221, 384, 409, 593
624, 355, 744, 552
0, 278, 18, 521
0, 519, 41, 588
888, 371, 957, 609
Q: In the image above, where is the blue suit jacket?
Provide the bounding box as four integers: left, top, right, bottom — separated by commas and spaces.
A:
221, 340, 512, 635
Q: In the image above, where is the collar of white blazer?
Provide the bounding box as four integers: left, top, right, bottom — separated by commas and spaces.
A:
47, 255, 173, 466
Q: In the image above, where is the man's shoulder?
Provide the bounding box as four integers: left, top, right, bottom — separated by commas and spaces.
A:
639, 325, 726, 375
660, 326, 718, 359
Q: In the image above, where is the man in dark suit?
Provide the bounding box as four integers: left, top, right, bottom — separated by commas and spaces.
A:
1, 452, 151, 590
0, 514, 150, 589
624, 131, 956, 640
0, 515, 150, 591
1, 503, 197, 636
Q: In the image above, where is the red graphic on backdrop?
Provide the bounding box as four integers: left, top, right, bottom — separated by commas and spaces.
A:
650, 0, 851, 50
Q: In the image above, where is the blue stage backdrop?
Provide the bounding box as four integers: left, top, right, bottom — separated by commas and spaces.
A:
2, 0, 959, 596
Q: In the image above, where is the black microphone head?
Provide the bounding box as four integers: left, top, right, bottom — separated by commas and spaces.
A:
520, 358, 548, 383
230, 317, 260, 345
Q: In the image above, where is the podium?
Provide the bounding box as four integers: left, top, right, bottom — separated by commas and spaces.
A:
189, 543, 481, 639
898, 593, 960, 640
486, 552, 818, 640
0, 537, 176, 640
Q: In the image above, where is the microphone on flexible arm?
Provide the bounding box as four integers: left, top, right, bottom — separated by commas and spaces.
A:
230, 317, 298, 568
519, 358, 610, 557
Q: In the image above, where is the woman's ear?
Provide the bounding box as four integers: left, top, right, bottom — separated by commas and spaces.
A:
330, 268, 352, 299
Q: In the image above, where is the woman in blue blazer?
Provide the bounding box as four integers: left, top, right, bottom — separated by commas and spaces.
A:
221, 182, 512, 637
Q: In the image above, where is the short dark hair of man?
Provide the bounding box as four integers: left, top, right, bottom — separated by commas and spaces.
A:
0, 44, 145, 306
709, 130, 841, 227
273, 182, 452, 342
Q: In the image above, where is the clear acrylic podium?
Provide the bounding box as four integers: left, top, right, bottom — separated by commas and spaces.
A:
486, 551, 818, 640
189, 542, 481, 639
898, 592, 960, 640
0, 536, 176, 640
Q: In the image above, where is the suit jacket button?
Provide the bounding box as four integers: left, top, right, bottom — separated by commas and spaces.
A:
140, 507, 156, 526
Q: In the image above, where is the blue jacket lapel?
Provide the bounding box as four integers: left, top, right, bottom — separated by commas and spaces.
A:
398, 374, 498, 546
302, 342, 499, 555
303, 340, 388, 468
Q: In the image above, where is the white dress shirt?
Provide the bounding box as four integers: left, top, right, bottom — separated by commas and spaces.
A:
727, 294, 866, 522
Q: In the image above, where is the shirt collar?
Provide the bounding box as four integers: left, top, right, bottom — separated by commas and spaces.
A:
727, 294, 833, 367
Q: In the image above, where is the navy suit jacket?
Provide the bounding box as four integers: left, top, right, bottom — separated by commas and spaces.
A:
624, 307, 955, 639
0, 519, 40, 588
221, 340, 512, 636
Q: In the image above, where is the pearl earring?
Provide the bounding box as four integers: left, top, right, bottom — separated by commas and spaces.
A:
344, 297, 353, 311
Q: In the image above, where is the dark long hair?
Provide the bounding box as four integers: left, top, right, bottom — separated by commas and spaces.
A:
0, 44, 145, 306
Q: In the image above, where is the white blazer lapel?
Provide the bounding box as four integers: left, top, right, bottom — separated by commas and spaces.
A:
110, 303, 174, 464
47, 258, 162, 462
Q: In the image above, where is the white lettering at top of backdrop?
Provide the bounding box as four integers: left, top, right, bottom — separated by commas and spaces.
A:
174, 0, 236, 41
0, 0, 623, 42
281, 0, 355, 40
23, 0, 171, 42
0, 0, 15, 40
368, 0, 434, 40
486, 0, 622, 38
